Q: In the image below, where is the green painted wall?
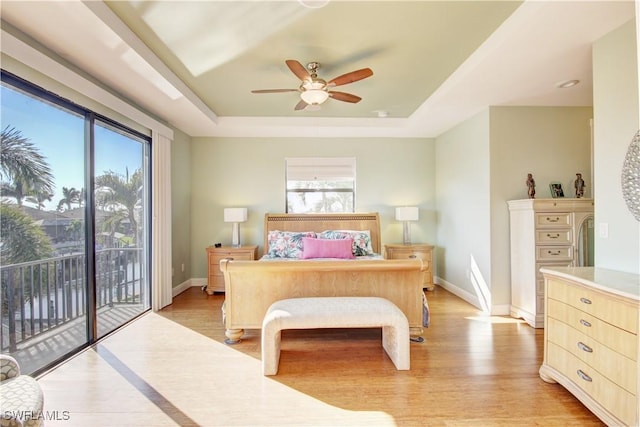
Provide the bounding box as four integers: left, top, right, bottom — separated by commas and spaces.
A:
436, 106, 593, 313
593, 18, 639, 273
189, 137, 435, 278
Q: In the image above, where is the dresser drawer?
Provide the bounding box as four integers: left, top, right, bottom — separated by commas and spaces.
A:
536, 229, 572, 245
536, 246, 573, 261
547, 342, 636, 426
547, 317, 637, 393
547, 278, 638, 334
547, 298, 637, 360
535, 212, 571, 227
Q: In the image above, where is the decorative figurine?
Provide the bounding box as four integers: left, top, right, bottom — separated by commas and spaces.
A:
574, 173, 585, 198
526, 173, 536, 199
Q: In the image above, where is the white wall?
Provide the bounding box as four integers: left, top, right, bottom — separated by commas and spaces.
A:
435, 110, 492, 310
436, 106, 593, 313
189, 137, 435, 278
489, 106, 593, 308
592, 18, 640, 274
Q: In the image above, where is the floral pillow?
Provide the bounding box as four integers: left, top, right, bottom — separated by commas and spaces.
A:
318, 230, 374, 256
266, 230, 317, 258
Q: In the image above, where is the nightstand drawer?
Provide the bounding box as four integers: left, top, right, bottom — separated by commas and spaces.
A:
384, 244, 434, 290
206, 246, 258, 294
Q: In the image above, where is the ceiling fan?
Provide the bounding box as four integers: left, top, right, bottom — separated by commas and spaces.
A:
251, 59, 373, 111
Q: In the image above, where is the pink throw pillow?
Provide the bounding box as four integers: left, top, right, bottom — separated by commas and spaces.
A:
302, 237, 354, 259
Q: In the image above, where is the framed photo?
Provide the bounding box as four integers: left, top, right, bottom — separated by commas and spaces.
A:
549, 182, 564, 198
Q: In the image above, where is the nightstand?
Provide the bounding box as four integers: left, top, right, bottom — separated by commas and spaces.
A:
384, 243, 434, 290
205, 245, 258, 294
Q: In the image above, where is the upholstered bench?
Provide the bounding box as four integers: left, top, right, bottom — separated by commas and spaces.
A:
0, 355, 44, 427
261, 296, 410, 375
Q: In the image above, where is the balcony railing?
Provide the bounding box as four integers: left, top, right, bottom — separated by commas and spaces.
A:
1, 247, 145, 352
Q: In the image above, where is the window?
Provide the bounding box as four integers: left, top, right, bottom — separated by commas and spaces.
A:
286, 157, 355, 213
0, 70, 151, 375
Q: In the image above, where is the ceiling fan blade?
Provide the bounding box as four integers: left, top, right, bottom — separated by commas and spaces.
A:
286, 59, 311, 82
251, 89, 299, 93
294, 99, 308, 111
327, 68, 373, 87
328, 91, 362, 103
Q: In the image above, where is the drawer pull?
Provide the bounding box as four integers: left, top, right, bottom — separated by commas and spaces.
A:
547, 250, 562, 256
547, 233, 559, 239
547, 217, 560, 223
576, 369, 593, 382
579, 319, 592, 327
579, 297, 592, 305
409, 255, 417, 259
577, 342, 593, 353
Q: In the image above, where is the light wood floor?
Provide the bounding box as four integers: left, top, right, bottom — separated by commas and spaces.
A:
36, 286, 603, 426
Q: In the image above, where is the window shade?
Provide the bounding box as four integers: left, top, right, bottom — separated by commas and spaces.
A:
286, 157, 356, 181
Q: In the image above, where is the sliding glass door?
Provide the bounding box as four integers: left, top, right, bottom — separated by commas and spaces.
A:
94, 120, 150, 338
0, 71, 151, 374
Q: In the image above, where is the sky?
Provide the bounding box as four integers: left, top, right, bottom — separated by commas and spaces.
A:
1, 83, 146, 211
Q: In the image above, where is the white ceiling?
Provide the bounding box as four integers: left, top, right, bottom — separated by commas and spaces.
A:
1, 1, 636, 138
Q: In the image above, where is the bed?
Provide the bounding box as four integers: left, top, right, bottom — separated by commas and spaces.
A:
219, 212, 427, 343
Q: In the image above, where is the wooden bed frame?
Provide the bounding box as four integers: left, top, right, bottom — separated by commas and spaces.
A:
220, 212, 425, 343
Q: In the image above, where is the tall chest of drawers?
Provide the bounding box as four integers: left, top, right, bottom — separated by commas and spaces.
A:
508, 198, 593, 327
539, 267, 639, 426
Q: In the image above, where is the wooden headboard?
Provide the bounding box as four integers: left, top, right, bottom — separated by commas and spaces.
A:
263, 213, 382, 254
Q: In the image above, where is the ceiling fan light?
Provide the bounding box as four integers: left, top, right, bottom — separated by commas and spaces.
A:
300, 89, 329, 105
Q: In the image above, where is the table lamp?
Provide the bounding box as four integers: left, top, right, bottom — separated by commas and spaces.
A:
224, 208, 248, 247
395, 207, 419, 245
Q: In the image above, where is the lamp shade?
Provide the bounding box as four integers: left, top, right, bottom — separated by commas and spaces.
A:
395, 207, 419, 222
224, 208, 247, 223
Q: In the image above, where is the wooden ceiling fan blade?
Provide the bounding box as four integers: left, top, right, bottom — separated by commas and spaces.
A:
286, 59, 311, 82
294, 99, 308, 111
251, 89, 298, 93
329, 91, 362, 103
327, 68, 373, 87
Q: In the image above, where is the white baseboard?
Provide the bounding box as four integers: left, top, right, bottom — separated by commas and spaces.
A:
434, 276, 511, 316
172, 277, 207, 297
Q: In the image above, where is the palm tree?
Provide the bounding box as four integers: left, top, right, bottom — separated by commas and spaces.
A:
57, 186, 80, 212
1, 179, 29, 206
95, 168, 143, 245
26, 191, 54, 210
0, 203, 55, 345
0, 125, 54, 197
0, 203, 54, 264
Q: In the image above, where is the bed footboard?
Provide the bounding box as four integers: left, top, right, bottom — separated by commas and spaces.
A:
220, 258, 425, 343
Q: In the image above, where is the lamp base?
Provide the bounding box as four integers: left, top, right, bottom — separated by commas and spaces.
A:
402, 222, 411, 245
231, 223, 241, 247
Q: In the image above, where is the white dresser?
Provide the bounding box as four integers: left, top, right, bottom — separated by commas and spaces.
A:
508, 198, 593, 328
539, 267, 639, 426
